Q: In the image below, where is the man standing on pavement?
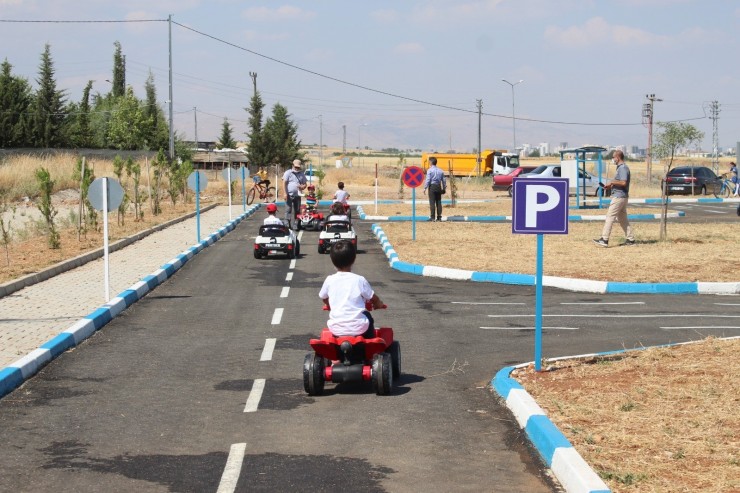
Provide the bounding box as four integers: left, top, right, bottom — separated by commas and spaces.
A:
282, 159, 307, 230
593, 149, 635, 247
423, 157, 446, 221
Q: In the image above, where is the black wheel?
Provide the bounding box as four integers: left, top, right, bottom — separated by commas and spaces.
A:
295, 239, 301, 256
386, 341, 401, 379
289, 244, 296, 259
246, 188, 256, 205
318, 245, 324, 254
303, 353, 325, 395
253, 249, 261, 259
371, 352, 393, 395
713, 181, 728, 198
507, 185, 513, 197
265, 186, 277, 203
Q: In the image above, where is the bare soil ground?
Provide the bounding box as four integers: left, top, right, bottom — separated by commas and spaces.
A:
2, 152, 738, 493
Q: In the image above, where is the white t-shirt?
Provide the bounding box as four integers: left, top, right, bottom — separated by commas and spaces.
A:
263, 215, 283, 225
319, 271, 374, 336
334, 190, 350, 204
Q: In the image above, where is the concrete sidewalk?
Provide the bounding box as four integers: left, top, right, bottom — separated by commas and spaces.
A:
0, 205, 255, 373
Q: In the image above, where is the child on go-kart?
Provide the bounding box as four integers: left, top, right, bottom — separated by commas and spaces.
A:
263, 203, 283, 225
319, 240, 384, 338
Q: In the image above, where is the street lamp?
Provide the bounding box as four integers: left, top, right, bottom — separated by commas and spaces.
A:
501, 79, 524, 153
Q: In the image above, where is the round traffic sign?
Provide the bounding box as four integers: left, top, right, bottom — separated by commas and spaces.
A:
187, 170, 208, 191
88, 177, 124, 212
221, 167, 239, 182
402, 166, 425, 188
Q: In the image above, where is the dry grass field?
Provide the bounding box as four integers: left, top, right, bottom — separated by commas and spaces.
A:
1, 150, 738, 493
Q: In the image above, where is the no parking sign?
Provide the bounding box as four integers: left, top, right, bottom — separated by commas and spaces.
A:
402, 166, 425, 240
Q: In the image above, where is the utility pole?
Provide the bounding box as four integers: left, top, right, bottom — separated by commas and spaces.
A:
193, 107, 198, 149
249, 72, 257, 96
167, 14, 174, 161
476, 99, 482, 177
319, 114, 323, 167
643, 93, 661, 183
709, 100, 721, 174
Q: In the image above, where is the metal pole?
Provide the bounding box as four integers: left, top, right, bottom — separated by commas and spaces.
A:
535, 234, 543, 372
476, 99, 482, 177
319, 114, 323, 167
168, 14, 174, 161
103, 178, 110, 302
193, 107, 198, 150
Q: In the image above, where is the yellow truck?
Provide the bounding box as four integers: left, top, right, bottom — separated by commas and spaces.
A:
421, 150, 519, 177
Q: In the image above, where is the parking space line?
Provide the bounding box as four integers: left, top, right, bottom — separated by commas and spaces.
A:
280, 287, 290, 298
244, 379, 266, 413
480, 326, 579, 330
289, 259, 296, 269
715, 303, 740, 306
286, 272, 293, 282
452, 302, 526, 305
260, 338, 276, 361
661, 326, 740, 330
216, 442, 246, 493
271, 308, 283, 325
560, 302, 645, 305
488, 314, 740, 318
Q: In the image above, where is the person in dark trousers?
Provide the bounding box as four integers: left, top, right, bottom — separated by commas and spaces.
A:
423, 157, 446, 221
282, 159, 307, 230
593, 150, 635, 247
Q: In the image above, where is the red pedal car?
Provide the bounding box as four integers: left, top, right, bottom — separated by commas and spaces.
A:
303, 306, 400, 396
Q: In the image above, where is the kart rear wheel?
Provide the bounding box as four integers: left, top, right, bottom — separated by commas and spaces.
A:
318, 245, 324, 254
303, 353, 325, 395
253, 249, 261, 259
386, 341, 401, 379
295, 239, 301, 256
246, 188, 256, 205
372, 352, 393, 396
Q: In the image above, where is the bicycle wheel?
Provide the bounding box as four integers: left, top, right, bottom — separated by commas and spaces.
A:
246, 187, 256, 205
712, 181, 725, 198
265, 186, 276, 203
721, 181, 732, 198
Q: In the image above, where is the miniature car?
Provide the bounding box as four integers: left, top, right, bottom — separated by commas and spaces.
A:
253, 224, 300, 259
295, 204, 324, 231
317, 220, 357, 254
303, 307, 400, 396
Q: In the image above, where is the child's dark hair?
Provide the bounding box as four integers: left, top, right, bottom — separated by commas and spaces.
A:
330, 240, 356, 269
338, 181, 344, 189
330, 202, 345, 215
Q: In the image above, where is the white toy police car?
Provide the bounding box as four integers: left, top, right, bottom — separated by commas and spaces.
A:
317, 220, 357, 254
254, 224, 300, 259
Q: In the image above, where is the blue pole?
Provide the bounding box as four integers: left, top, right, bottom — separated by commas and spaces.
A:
412, 187, 416, 241
535, 233, 543, 371
241, 166, 246, 212
196, 172, 201, 242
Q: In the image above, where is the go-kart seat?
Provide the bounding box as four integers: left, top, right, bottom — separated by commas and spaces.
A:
324, 220, 351, 233
259, 225, 290, 237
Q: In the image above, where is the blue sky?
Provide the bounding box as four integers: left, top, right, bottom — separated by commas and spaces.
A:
2, 0, 739, 154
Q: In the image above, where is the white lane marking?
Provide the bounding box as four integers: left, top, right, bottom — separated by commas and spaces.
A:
216, 443, 246, 493
714, 303, 740, 306
298, 231, 304, 240
260, 338, 276, 361
705, 209, 727, 214
280, 287, 290, 298
560, 302, 645, 305
480, 326, 579, 330
271, 308, 283, 325
244, 379, 266, 413
452, 302, 526, 305
286, 272, 293, 282
661, 326, 740, 330
488, 314, 740, 318
289, 259, 297, 269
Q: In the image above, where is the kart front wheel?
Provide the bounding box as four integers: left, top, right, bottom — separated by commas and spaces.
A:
303, 353, 325, 396
386, 341, 401, 379
372, 352, 393, 396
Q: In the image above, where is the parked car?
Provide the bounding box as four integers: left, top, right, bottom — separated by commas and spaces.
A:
519, 165, 604, 196
492, 166, 537, 196
662, 166, 720, 195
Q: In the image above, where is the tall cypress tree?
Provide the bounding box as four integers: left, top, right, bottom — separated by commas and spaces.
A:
0, 59, 33, 147
246, 91, 269, 167
72, 80, 95, 148
31, 44, 67, 148
111, 41, 126, 99
263, 103, 303, 166
142, 70, 168, 150
217, 118, 237, 149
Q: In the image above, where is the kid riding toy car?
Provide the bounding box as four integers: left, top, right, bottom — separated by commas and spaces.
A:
295, 204, 324, 231
317, 220, 357, 254
253, 224, 300, 259
303, 305, 400, 396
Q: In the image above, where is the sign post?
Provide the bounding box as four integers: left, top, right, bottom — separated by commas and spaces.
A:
88, 177, 124, 302
512, 178, 569, 371
401, 166, 425, 241
187, 171, 208, 242
240, 165, 247, 212
221, 166, 239, 220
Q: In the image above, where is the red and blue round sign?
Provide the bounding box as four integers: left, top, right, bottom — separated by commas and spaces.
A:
402, 166, 425, 188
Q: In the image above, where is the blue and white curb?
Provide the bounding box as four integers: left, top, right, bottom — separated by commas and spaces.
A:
358, 205, 685, 222
0, 205, 261, 399
371, 224, 740, 295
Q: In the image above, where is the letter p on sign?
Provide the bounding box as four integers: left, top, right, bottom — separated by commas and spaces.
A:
512, 178, 569, 234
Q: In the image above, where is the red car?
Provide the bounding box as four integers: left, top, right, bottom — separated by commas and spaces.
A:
491, 166, 537, 196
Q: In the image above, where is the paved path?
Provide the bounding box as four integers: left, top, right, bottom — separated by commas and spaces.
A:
0, 205, 244, 370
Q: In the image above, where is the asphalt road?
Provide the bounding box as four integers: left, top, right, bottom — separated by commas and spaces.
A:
0, 217, 737, 492
643, 200, 739, 223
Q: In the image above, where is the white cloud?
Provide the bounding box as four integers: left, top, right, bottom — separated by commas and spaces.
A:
242, 5, 315, 22
394, 42, 424, 55
544, 17, 671, 48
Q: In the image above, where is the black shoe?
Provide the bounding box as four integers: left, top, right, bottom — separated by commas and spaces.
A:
437, 217, 442, 221
592, 238, 608, 248
624, 239, 636, 246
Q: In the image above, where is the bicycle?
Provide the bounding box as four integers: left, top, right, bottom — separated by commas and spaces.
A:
246, 181, 276, 205
712, 175, 737, 198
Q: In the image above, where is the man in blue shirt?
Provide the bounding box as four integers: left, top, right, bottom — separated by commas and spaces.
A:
593, 150, 634, 247
423, 157, 446, 221
282, 159, 307, 230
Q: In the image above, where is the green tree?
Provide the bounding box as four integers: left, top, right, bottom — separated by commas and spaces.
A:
69, 80, 95, 148
111, 41, 126, 99
0, 59, 33, 147
263, 103, 303, 166
107, 86, 145, 150
246, 91, 269, 167
142, 71, 169, 150
652, 122, 705, 241
35, 167, 60, 249
528, 149, 541, 158
31, 44, 68, 148
217, 117, 237, 149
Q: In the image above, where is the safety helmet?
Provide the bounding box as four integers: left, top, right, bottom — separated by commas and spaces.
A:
308, 184, 316, 190
266, 203, 277, 213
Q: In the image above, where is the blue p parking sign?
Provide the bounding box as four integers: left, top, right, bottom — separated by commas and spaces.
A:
512, 178, 569, 234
